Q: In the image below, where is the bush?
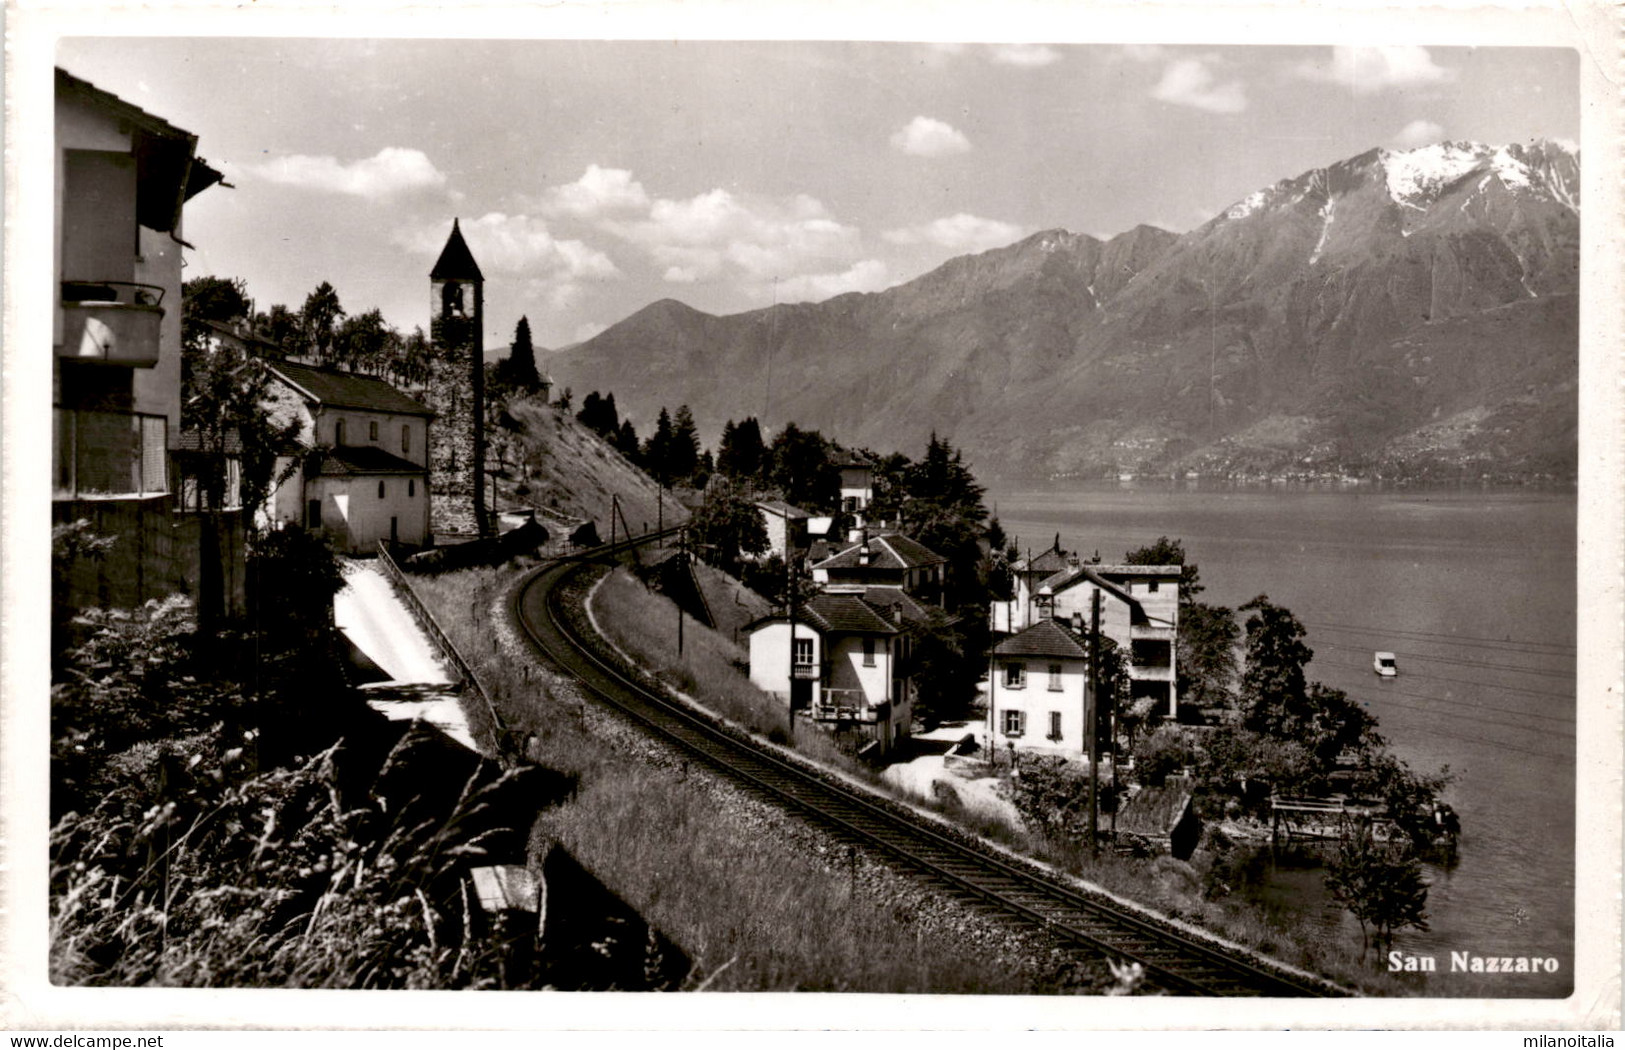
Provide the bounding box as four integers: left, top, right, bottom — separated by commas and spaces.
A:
1324, 825, 1431, 955
1133, 726, 1195, 787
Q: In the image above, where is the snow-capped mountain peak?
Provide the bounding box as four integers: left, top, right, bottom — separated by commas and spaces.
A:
1377, 140, 1579, 211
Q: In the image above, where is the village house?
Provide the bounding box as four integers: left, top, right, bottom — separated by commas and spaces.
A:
51, 67, 233, 613
809, 532, 947, 607
993, 543, 1181, 716
260, 359, 434, 553
745, 587, 942, 755
754, 498, 810, 561
831, 448, 874, 540
987, 617, 1095, 759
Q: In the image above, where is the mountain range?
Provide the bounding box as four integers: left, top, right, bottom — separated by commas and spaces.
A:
547, 141, 1580, 481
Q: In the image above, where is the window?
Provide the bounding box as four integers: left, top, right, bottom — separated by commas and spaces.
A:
402, 425, 411, 453
1048, 664, 1063, 691
1002, 710, 1026, 736
1003, 662, 1026, 689
408, 479, 415, 497
378, 481, 386, 499
369, 420, 379, 441
1048, 711, 1063, 741
862, 637, 876, 666
335, 420, 346, 445
1149, 580, 1159, 593
792, 638, 814, 666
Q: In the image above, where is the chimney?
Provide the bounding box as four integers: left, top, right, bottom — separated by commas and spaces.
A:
893, 602, 904, 626
1071, 610, 1085, 633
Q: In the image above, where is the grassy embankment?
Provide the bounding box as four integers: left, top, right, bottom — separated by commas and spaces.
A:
582, 561, 1415, 997
411, 560, 1100, 993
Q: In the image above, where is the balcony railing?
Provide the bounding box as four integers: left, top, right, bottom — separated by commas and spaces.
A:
810, 688, 887, 723
54, 408, 167, 498
58, 281, 166, 368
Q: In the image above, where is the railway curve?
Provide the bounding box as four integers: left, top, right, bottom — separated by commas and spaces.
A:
510, 537, 1347, 998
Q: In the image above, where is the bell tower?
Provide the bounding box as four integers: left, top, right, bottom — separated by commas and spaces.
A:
430, 218, 489, 537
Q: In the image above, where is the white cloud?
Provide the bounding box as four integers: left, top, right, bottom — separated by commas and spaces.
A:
890, 116, 972, 157
607, 188, 864, 289
1392, 119, 1446, 149
537, 165, 650, 219
1118, 44, 1168, 63
989, 44, 1060, 68
242, 147, 447, 197
1151, 58, 1247, 114
883, 213, 1028, 253
395, 212, 620, 311
775, 260, 891, 302
1295, 46, 1454, 94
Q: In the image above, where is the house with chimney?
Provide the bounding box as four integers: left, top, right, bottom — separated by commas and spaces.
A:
992, 542, 1180, 716
809, 532, 947, 607
259, 359, 434, 553
51, 67, 234, 614
988, 618, 1096, 758
744, 586, 948, 755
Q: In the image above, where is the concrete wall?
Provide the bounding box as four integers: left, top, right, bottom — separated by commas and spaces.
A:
987, 653, 1091, 758
825, 633, 892, 706
53, 496, 246, 619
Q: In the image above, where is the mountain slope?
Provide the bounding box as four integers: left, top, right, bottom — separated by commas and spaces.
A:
551, 140, 1578, 480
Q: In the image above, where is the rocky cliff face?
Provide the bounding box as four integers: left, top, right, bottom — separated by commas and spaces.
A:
550, 141, 1579, 480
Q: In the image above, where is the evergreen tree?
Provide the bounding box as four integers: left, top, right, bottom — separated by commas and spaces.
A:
766, 422, 839, 511
717, 416, 766, 480
615, 419, 641, 460
505, 315, 541, 391
643, 407, 675, 484
669, 405, 701, 481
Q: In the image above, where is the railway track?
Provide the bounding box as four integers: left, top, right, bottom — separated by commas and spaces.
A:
511, 537, 1344, 997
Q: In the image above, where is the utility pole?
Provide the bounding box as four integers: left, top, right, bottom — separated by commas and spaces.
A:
1087, 587, 1102, 856
787, 550, 798, 736
676, 528, 686, 657
610, 493, 618, 548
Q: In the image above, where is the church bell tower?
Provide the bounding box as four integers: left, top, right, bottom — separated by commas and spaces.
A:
430, 218, 489, 537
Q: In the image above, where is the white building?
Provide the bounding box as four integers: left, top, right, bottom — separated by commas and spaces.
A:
993, 544, 1180, 716
754, 498, 810, 561
745, 587, 937, 755
261, 359, 434, 553
988, 618, 1095, 759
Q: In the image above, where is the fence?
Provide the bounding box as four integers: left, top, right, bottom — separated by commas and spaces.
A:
376, 540, 511, 765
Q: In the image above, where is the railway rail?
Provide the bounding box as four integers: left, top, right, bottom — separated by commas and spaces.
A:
511, 534, 1345, 997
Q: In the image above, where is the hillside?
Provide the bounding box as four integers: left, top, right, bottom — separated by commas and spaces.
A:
549, 141, 1579, 481
493, 396, 687, 537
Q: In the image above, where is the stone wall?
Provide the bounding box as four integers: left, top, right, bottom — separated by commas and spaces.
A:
53, 495, 246, 618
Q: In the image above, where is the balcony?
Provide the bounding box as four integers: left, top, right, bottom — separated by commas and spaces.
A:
811, 688, 887, 723
58, 282, 166, 368
54, 408, 168, 499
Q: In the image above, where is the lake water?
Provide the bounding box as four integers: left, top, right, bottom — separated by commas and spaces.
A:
986, 479, 1576, 997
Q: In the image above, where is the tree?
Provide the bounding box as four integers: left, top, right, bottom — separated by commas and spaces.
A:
334, 309, 391, 374
1179, 601, 1240, 709
300, 282, 345, 364
668, 405, 701, 483
1124, 536, 1204, 603
503, 316, 542, 392
1238, 595, 1312, 735
255, 304, 302, 359
685, 483, 768, 575
181, 276, 251, 343
615, 419, 641, 459
716, 417, 765, 481
643, 408, 676, 484
766, 423, 839, 512
1325, 826, 1431, 954
903, 620, 979, 728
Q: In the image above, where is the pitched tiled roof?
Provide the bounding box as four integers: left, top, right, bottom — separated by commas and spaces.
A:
1038, 564, 1140, 610
266, 360, 435, 417
756, 499, 809, 519
430, 218, 484, 281
993, 618, 1091, 659
1016, 545, 1073, 575
829, 448, 873, 469
802, 593, 901, 634
847, 586, 953, 628
813, 533, 945, 572
316, 446, 426, 476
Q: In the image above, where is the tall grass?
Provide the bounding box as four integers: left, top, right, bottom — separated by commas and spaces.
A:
411, 559, 1097, 992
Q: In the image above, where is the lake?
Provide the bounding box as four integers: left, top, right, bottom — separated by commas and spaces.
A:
986, 479, 1576, 997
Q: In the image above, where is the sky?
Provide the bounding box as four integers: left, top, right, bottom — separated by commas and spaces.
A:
56, 40, 1578, 352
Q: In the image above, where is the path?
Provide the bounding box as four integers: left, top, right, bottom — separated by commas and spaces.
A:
335, 558, 475, 752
